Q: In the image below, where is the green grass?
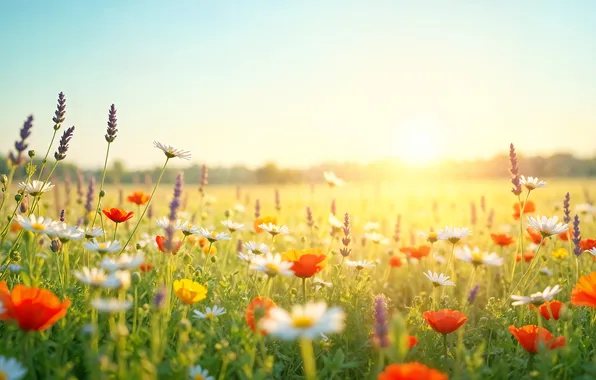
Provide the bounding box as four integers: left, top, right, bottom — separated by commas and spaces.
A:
2, 178, 596, 379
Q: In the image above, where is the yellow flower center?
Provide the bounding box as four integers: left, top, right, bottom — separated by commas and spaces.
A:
0, 370, 7, 380
194, 375, 204, 380
292, 316, 315, 328
471, 252, 484, 265
205, 312, 215, 319
31, 222, 45, 231
98, 243, 107, 249
448, 237, 460, 244
266, 263, 279, 275
428, 232, 438, 242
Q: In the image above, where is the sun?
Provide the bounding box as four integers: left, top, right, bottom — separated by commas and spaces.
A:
394, 120, 441, 167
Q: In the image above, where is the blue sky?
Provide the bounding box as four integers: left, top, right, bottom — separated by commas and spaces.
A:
2, 1, 596, 169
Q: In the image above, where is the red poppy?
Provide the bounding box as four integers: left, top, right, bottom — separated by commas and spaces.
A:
156, 236, 181, 254
571, 272, 596, 308
127, 191, 150, 206
378, 362, 448, 380
526, 228, 545, 245
513, 200, 536, 220
253, 216, 277, 233
0, 282, 70, 331
579, 239, 596, 252
399, 246, 430, 260
508, 325, 566, 353
516, 252, 535, 263
139, 262, 153, 272
422, 309, 468, 335
245, 296, 276, 335
282, 249, 326, 278
558, 230, 572, 241
407, 335, 418, 350
389, 256, 402, 268
491, 233, 514, 247
102, 208, 134, 223
532, 300, 564, 321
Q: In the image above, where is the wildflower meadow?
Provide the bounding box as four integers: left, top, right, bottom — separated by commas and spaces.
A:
1, 94, 596, 380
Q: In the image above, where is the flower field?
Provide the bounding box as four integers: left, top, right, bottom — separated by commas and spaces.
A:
3, 101, 596, 379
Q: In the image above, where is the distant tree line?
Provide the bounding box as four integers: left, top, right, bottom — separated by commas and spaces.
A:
1, 153, 596, 185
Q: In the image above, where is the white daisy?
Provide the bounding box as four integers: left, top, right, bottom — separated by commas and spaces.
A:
433, 254, 447, 264
174, 220, 199, 236
101, 270, 131, 290
101, 252, 145, 272
511, 285, 561, 306
91, 298, 132, 313
345, 260, 376, 270
15, 214, 56, 235
250, 253, 294, 277
364, 232, 390, 245
243, 241, 271, 255
196, 228, 231, 243
155, 217, 179, 229
46, 222, 84, 241
419, 231, 439, 244
329, 214, 343, 229
0, 356, 27, 380
153, 141, 191, 160
83, 226, 104, 238
258, 223, 290, 237
221, 220, 245, 233
73, 267, 107, 286
192, 305, 227, 319
438, 226, 471, 244
237, 252, 256, 263
260, 302, 345, 340
423, 270, 455, 287
539, 267, 553, 276
455, 246, 503, 267
83, 238, 122, 254
323, 171, 345, 187
313, 277, 333, 289
527, 216, 568, 238
18, 180, 54, 196
364, 222, 380, 232
188, 365, 214, 380
519, 176, 547, 191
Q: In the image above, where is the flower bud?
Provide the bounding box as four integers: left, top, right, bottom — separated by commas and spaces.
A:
131, 272, 141, 285
0, 174, 7, 185
50, 239, 62, 253
28, 150, 35, 158
99, 190, 105, 198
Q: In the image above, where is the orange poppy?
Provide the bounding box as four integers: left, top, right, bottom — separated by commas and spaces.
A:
202, 244, 217, 255
558, 230, 572, 241
139, 262, 153, 272
102, 208, 134, 223
579, 239, 596, 252
516, 252, 535, 263
9, 222, 22, 233
422, 309, 467, 335
407, 335, 418, 350
127, 191, 150, 205
156, 236, 181, 254
513, 200, 536, 220
526, 228, 545, 245
253, 216, 277, 233
491, 233, 514, 247
508, 325, 566, 353
399, 246, 430, 260
378, 362, 448, 380
282, 248, 327, 278
0, 282, 70, 331
245, 296, 276, 335
389, 256, 402, 268
571, 272, 596, 308
532, 300, 564, 321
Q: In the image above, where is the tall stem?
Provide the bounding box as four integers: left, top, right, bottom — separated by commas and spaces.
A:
299, 339, 317, 380
37, 129, 58, 180
91, 142, 111, 229
119, 158, 169, 253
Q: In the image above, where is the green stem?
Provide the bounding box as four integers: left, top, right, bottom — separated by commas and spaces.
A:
299, 339, 317, 380
90, 142, 111, 229
119, 158, 169, 253
302, 277, 307, 302
37, 129, 59, 180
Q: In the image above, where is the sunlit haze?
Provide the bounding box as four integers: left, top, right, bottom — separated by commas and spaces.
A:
3, 1, 596, 169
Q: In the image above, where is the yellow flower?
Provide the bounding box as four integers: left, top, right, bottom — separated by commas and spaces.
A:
552, 248, 568, 260
173, 279, 207, 305
202, 245, 217, 255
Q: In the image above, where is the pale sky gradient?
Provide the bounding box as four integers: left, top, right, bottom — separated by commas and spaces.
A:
2, 1, 596, 169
